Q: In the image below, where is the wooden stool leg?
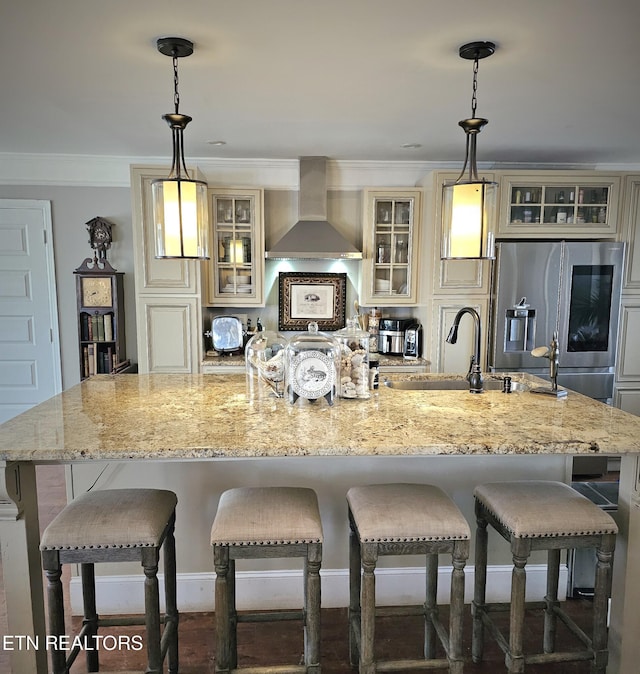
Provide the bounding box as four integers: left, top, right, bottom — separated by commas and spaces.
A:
43, 552, 67, 674
360, 543, 378, 674
81, 562, 99, 672
449, 541, 468, 674
304, 542, 322, 674
424, 552, 438, 659
592, 535, 615, 674
214, 545, 232, 674
544, 548, 561, 654
349, 516, 362, 667
506, 539, 530, 674
142, 548, 162, 674
163, 515, 179, 674
228, 558, 237, 670
472, 506, 489, 664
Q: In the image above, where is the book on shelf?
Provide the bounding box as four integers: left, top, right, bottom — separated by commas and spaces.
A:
104, 313, 113, 341
96, 315, 105, 341
80, 313, 90, 341
87, 343, 95, 376
90, 315, 99, 342
112, 359, 132, 374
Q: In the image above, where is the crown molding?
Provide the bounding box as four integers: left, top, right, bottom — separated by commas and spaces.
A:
1, 153, 639, 189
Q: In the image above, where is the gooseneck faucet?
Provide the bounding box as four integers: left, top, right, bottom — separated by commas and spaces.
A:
446, 307, 484, 393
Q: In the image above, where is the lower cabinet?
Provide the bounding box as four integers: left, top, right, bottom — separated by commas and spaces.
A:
136, 297, 202, 374
615, 301, 640, 416
428, 298, 489, 374
614, 388, 640, 416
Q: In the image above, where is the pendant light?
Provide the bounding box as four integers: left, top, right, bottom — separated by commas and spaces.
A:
152, 37, 209, 259
441, 41, 497, 260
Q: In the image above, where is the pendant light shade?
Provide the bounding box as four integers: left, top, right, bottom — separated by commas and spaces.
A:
441, 178, 497, 259
441, 41, 497, 261
152, 37, 209, 260
152, 175, 209, 258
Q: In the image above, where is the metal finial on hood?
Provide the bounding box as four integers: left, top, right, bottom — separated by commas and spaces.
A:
265, 157, 362, 260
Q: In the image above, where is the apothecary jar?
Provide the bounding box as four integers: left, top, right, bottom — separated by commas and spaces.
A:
284, 322, 340, 406
245, 329, 288, 399
334, 319, 370, 399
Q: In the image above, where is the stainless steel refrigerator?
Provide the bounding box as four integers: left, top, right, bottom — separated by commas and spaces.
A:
489, 241, 624, 402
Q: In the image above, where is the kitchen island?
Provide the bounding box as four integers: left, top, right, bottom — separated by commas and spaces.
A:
1, 372, 640, 673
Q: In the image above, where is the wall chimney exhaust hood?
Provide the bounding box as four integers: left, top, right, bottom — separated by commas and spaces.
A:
265, 157, 362, 260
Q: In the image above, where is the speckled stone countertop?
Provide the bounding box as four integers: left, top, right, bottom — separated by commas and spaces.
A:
202, 354, 429, 368
1, 373, 639, 462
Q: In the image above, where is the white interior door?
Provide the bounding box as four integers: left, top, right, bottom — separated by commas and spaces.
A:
0, 200, 61, 423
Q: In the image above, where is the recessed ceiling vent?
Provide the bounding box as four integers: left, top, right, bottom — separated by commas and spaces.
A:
265, 156, 362, 260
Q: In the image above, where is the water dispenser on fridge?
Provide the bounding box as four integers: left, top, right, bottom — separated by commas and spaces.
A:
504, 298, 536, 353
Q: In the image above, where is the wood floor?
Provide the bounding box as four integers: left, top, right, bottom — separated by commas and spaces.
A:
0, 466, 601, 673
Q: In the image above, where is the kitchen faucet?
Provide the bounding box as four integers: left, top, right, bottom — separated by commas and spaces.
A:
446, 307, 484, 393
531, 331, 568, 398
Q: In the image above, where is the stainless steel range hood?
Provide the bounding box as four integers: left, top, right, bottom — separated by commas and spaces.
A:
265, 156, 362, 260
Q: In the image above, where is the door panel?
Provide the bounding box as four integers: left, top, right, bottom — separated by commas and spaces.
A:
0, 200, 61, 422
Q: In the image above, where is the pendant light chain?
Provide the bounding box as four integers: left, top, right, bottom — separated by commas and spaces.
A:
173, 53, 180, 115
471, 56, 479, 119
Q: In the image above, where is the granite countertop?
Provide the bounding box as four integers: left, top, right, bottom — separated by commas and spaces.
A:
1, 373, 640, 463
202, 353, 429, 368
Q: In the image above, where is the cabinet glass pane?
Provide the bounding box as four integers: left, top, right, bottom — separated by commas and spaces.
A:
509, 183, 610, 226
371, 197, 414, 299
214, 195, 256, 298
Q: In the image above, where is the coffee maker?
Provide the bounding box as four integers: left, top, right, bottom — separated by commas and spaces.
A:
403, 322, 422, 359
378, 318, 422, 357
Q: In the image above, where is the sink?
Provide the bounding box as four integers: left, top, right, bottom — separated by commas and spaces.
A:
383, 378, 528, 392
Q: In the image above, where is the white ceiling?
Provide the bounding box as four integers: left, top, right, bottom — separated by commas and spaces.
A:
3, 0, 640, 167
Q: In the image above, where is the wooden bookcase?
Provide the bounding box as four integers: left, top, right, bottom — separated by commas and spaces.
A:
74, 257, 128, 379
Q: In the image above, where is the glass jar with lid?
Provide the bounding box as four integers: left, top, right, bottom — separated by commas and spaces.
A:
334, 318, 370, 399
245, 329, 288, 398
284, 322, 340, 406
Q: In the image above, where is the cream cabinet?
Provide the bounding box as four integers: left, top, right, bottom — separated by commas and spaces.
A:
431, 171, 493, 295
130, 166, 200, 294
361, 188, 422, 306
203, 188, 265, 306
428, 298, 489, 374
136, 297, 202, 374
614, 174, 640, 414
130, 165, 203, 373
498, 172, 621, 238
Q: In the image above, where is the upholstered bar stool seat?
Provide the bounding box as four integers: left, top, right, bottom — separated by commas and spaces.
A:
472, 480, 618, 674
347, 483, 471, 674
40, 488, 179, 674
211, 486, 323, 674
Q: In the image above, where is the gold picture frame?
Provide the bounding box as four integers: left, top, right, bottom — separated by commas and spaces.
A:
278, 272, 347, 331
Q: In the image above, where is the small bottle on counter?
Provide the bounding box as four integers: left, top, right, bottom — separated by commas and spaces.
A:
368, 308, 381, 353
369, 359, 379, 390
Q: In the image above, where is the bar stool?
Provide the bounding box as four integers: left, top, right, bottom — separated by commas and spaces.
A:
210, 486, 323, 674
472, 480, 618, 674
347, 483, 471, 674
40, 488, 179, 674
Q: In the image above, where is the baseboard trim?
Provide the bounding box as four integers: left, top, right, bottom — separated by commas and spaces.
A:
70, 564, 568, 616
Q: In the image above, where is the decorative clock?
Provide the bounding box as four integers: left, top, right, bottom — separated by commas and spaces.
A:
81, 276, 113, 307
86, 216, 114, 260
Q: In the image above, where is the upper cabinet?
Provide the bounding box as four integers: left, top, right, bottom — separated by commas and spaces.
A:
203, 188, 265, 307
498, 172, 621, 238
361, 188, 422, 306
130, 165, 200, 294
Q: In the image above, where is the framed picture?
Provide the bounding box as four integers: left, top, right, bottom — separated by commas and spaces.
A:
278, 272, 347, 331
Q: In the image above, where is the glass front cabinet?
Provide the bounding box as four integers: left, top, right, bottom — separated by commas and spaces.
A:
204, 188, 265, 306
361, 188, 422, 306
498, 173, 621, 238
